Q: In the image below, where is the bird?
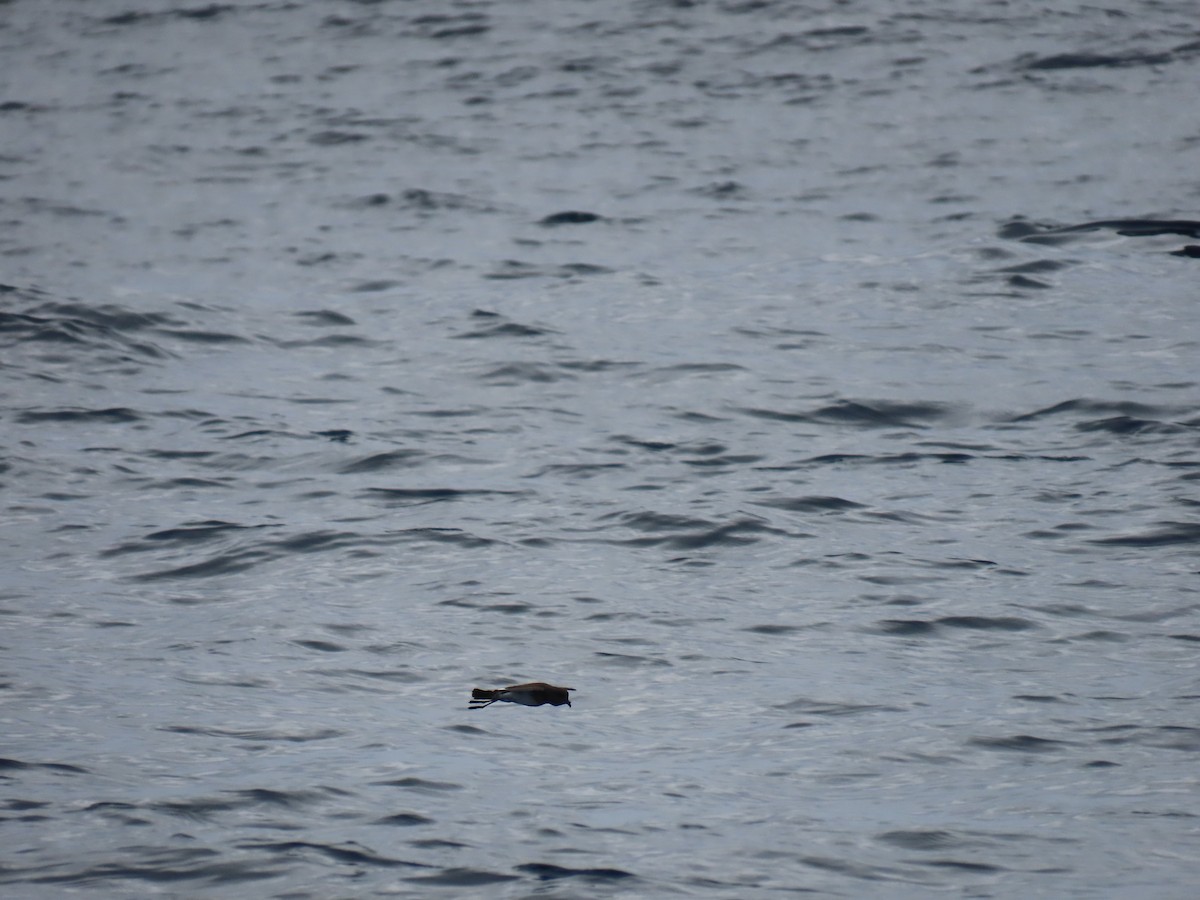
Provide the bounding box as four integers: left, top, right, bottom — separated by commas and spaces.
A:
469, 682, 574, 709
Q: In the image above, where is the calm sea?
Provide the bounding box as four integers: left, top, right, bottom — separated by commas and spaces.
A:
3, 1, 1199, 896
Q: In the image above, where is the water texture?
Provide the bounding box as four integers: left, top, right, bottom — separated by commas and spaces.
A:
2, 1, 1199, 897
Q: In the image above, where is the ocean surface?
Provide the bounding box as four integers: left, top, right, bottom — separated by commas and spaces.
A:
2, 1, 1199, 896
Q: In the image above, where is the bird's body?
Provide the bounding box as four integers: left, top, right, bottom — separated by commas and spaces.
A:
469, 682, 574, 709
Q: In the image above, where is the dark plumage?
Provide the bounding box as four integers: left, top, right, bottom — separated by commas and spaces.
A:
469, 682, 574, 709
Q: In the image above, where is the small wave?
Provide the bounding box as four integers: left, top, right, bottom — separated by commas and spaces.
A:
365, 487, 527, 505
408, 868, 520, 885
375, 813, 434, 827
237, 840, 428, 869
16, 407, 142, 424
753, 495, 865, 512
0, 757, 88, 775
876, 829, 968, 851
538, 210, 603, 226
338, 450, 427, 473
1089, 522, 1200, 547
773, 698, 901, 716
968, 735, 1072, 752
876, 616, 1037, 635
603, 517, 785, 549
372, 777, 463, 793
516, 862, 636, 881
160, 725, 343, 742
739, 399, 953, 428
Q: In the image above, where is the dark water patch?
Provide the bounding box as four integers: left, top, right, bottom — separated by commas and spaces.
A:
153, 328, 249, 344
924, 859, 1004, 873
374, 777, 463, 793
1003, 218, 1200, 256
478, 362, 571, 383
229, 788, 332, 809
15, 407, 142, 424
531, 463, 625, 478
739, 399, 950, 428
366, 487, 526, 505
161, 725, 343, 743
558, 357, 641, 374
682, 452, 764, 467
1148, 726, 1200, 752
800, 451, 975, 466
0, 757, 89, 775
482, 260, 613, 279
408, 868, 520, 885
876, 829, 965, 851
1089, 522, 1200, 547
1014, 694, 1066, 703
774, 698, 900, 716
483, 602, 536, 614
605, 517, 784, 549
149, 797, 240, 821
1053, 630, 1130, 643
875, 619, 939, 636
293, 639, 347, 652
4, 799, 50, 811
516, 862, 635, 881
391, 527, 497, 548
346, 279, 400, 293
1025, 522, 1097, 540
603, 510, 715, 532
1047, 219, 1200, 237
1017, 51, 1176, 71
309, 130, 370, 146
753, 495, 865, 513
312, 667, 425, 684
125, 525, 500, 576
1008, 399, 1171, 423
453, 318, 554, 339
275, 530, 364, 553
101, 5, 236, 27
595, 651, 672, 667
1, 297, 174, 361
1076, 415, 1188, 435
968, 735, 1071, 753
131, 548, 273, 581
798, 854, 909, 882
104, 521, 270, 555
539, 210, 603, 226
743, 624, 809, 635
238, 839, 428, 869
376, 812, 434, 827
278, 332, 376, 349
23, 852, 282, 887
338, 450, 427, 473
407, 12, 490, 40
613, 436, 679, 451
939, 616, 1037, 632
993, 259, 1073, 274
294, 309, 356, 326
410, 838, 469, 849
640, 364, 748, 385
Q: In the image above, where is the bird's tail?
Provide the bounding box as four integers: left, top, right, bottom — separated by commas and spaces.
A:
469, 687, 502, 709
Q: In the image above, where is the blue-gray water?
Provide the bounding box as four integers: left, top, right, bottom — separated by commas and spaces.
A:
3, 1, 1199, 896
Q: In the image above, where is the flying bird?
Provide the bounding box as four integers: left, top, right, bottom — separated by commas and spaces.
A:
469, 682, 574, 709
